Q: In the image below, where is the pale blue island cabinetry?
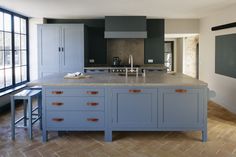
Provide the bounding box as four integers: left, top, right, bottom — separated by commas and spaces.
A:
29, 73, 208, 142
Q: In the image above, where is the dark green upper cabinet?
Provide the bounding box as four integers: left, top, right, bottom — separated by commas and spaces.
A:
144, 19, 164, 64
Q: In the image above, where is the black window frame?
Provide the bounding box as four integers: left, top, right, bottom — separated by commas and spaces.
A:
0, 7, 29, 93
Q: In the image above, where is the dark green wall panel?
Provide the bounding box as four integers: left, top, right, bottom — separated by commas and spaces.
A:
215, 33, 236, 78
88, 27, 107, 65
105, 16, 146, 31
144, 19, 164, 64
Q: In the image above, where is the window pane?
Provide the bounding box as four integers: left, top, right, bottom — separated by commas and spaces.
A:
5, 32, 12, 50
15, 66, 21, 83
4, 13, 11, 32
21, 18, 26, 34
21, 35, 26, 50
0, 32, 3, 50
21, 51, 27, 65
0, 70, 4, 88
0, 12, 3, 31
14, 33, 20, 50
5, 68, 12, 86
15, 50, 20, 66
5, 51, 12, 68
14, 16, 20, 33
0, 51, 3, 69
21, 66, 27, 81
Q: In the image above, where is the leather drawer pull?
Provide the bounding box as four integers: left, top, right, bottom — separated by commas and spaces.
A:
129, 89, 142, 93
175, 89, 187, 93
86, 102, 99, 106
87, 118, 99, 122
52, 118, 64, 122
52, 102, 64, 106
86, 91, 99, 95
51, 91, 63, 95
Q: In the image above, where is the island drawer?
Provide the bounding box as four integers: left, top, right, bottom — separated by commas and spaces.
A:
45, 88, 105, 97
46, 111, 104, 128
46, 97, 105, 111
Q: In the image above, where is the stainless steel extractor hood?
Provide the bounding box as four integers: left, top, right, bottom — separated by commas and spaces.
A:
104, 16, 147, 38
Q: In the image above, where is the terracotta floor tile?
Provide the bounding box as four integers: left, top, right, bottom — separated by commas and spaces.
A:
1, 101, 236, 157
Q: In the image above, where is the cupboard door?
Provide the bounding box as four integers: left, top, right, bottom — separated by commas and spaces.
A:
112, 88, 157, 128
38, 25, 60, 78
158, 88, 204, 128
60, 24, 84, 73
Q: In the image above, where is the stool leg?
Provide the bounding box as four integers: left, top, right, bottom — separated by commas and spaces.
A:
11, 96, 15, 140
38, 94, 42, 130
23, 100, 27, 126
28, 97, 33, 139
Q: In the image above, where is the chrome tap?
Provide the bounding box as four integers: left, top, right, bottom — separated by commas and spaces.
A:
128, 55, 134, 72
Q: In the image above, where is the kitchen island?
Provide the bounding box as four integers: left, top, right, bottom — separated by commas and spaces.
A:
28, 73, 208, 142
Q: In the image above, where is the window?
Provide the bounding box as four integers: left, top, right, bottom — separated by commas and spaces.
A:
0, 8, 28, 92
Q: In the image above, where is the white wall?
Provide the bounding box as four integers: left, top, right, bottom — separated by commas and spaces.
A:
176, 38, 184, 73
165, 19, 199, 34
199, 4, 236, 113
29, 18, 44, 81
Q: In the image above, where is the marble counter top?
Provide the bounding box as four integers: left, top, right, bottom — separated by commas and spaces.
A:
28, 73, 208, 87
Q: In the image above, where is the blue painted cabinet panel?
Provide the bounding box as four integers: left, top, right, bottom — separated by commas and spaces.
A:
38, 24, 84, 78
111, 88, 157, 128
46, 87, 104, 97
158, 88, 204, 128
46, 97, 104, 111
42, 86, 106, 141
60, 25, 84, 73
38, 25, 61, 78
47, 111, 104, 129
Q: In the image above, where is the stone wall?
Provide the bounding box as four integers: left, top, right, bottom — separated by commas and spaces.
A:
183, 36, 199, 78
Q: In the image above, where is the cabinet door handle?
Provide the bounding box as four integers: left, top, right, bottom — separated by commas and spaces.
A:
175, 89, 187, 93
87, 118, 99, 122
51, 91, 64, 95
129, 89, 142, 93
52, 118, 64, 122
86, 102, 99, 106
52, 102, 64, 106
59, 47, 61, 52
86, 91, 99, 95
61, 47, 64, 52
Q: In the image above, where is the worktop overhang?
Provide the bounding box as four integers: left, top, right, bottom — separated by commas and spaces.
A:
28, 73, 208, 87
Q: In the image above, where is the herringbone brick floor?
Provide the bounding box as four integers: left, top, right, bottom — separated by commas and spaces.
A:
1, 101, 236, 157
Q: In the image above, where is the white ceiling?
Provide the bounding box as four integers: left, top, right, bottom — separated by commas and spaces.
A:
1, 0, 236, 19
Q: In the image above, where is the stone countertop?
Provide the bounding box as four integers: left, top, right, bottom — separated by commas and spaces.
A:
28, 73, 208, 87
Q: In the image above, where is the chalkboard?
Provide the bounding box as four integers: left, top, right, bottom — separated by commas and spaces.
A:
215, 33, 236, 78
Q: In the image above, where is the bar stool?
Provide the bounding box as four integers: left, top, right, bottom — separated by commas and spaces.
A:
11, 89, 42, 140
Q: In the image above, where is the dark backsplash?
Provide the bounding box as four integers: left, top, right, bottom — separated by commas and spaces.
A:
107, 39, 144, 65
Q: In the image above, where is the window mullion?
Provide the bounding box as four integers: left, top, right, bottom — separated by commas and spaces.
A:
2, 13, 6, 88
11, 13, 15, 86
26, 18, 29, 81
